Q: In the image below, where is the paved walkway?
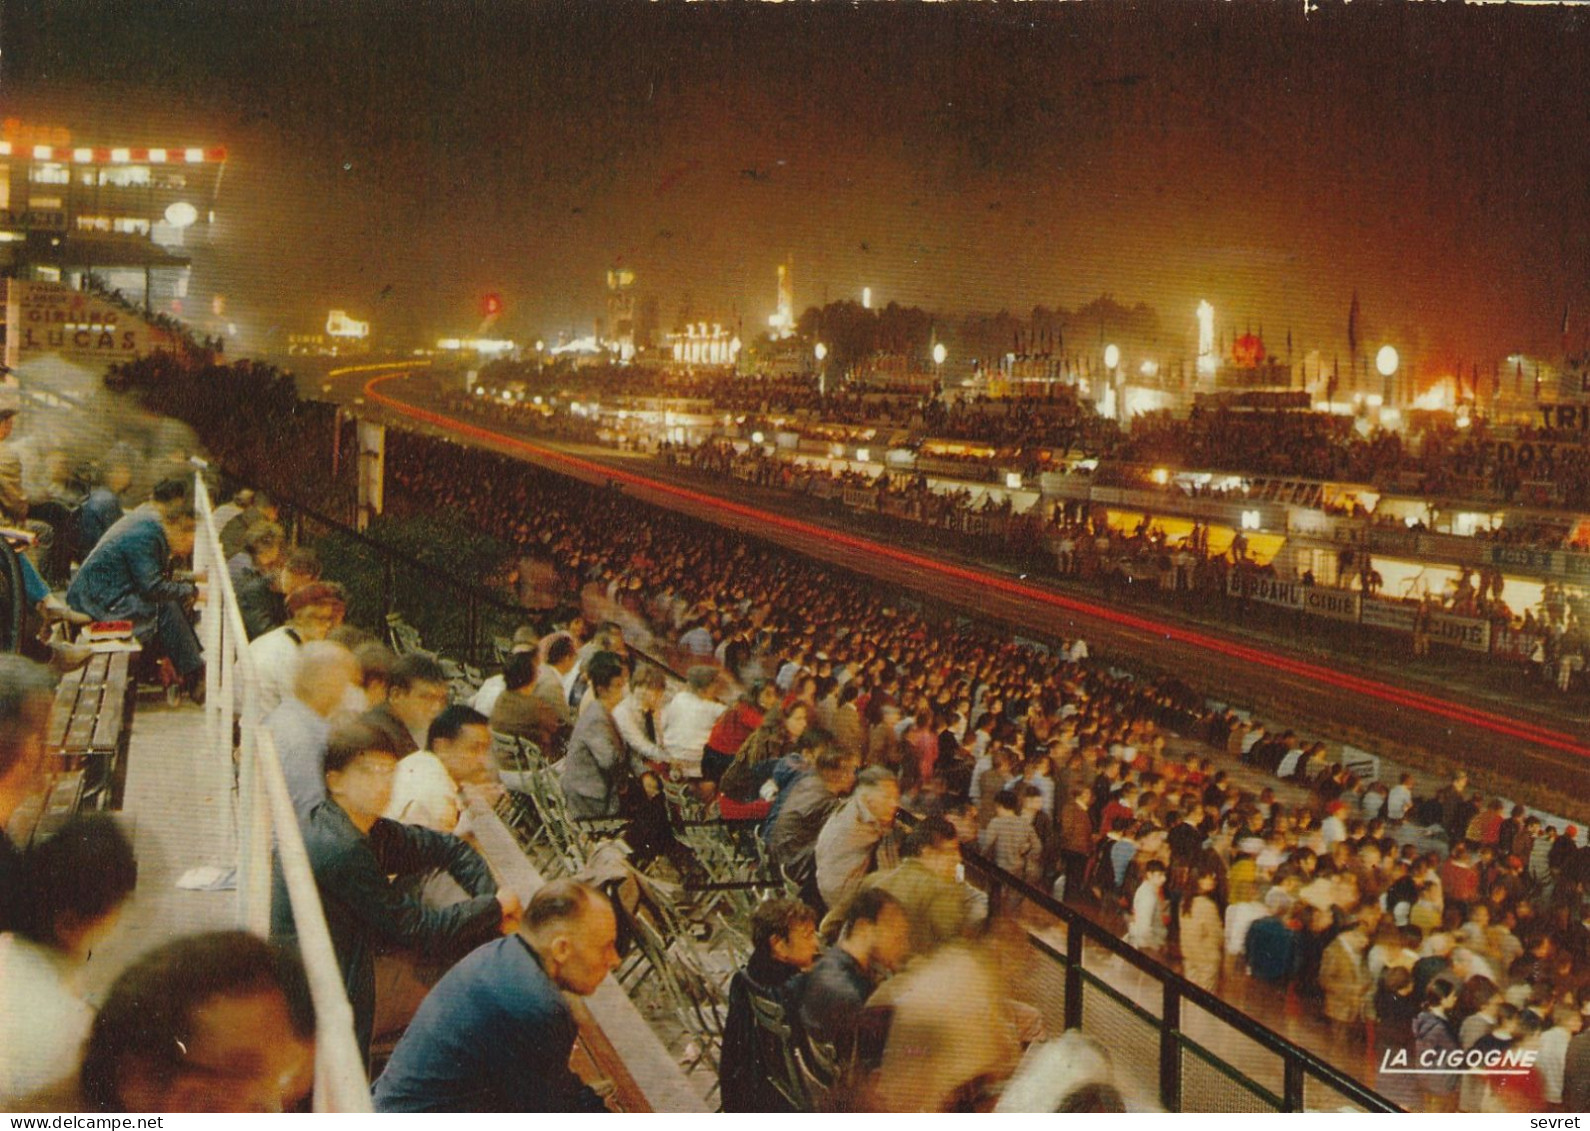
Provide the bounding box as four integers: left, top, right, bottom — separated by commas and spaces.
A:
82, 696, 238, 1001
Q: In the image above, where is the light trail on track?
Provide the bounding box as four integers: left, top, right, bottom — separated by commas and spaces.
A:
353, 365, 1590, 769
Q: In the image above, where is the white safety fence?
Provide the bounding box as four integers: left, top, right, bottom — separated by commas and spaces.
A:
192, 473, 373, 1112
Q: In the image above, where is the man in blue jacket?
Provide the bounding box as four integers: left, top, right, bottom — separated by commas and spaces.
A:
66, 490, 202, 690
373, 879, 620, 1112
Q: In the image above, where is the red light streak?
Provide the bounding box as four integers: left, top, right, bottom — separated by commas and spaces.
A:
361, 368, 1590, 761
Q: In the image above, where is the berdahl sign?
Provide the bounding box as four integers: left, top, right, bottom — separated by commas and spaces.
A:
1225, 575, 1362, 622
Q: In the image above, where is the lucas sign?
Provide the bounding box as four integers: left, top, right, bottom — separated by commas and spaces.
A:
4, 280, 175, 369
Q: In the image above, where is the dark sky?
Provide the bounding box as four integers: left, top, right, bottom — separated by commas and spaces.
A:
4, 1, 1590, 373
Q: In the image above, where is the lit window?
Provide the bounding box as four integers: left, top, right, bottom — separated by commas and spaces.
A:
110, 148, 130, 163
32, 145, 51, 160
148, 148, 167, 163
1240, 510, 1261, 531
72, 148, 91, 163
29, 164, 69, 185
185, 148, 204, 163
28, 197, 61, 210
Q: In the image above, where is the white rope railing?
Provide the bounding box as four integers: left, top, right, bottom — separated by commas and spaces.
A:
192, 473, 373, 1112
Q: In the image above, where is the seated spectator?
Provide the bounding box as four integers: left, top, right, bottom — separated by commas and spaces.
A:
274, 720, 516, 1060
265, 641, 361, 818
0, 815, 137, 1105
533, 633, 579, 727
343, 639, 396, 716
766, 746, 860, 902
249, 581, 348, 716
372, 880, 618, 1112
997, 1031, 1126, 1113
227, 521, 286, 640
796, 887, 911, 1058
488, 650, 567, 760
66, 493, 203, 697
75, 454, 134, 561
657, 664, 727, 777
814, 767, 901, 914
470, 625, 539, 717
362, 652, 451, 758
80, 931, 315, 1113
869, 815, 974, 955
278, 545, 323, 601
385, 705, 494, 834
0, 656, 55, 930
719, 897, 820, 1112
702, 681, 774, 786
560, 651, 641, 819
611, 664, 670, 770
219, 491, 278, 561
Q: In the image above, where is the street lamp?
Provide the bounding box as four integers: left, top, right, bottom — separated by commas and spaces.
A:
1104, 343, 1120, 371
814, 342, 828, 396
932, 341, 947, 388
1376, 344, 1399, 409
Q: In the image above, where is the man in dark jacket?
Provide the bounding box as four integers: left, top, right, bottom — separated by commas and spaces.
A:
373, 880, 619, 1112
273, 720, 518, 1062
719, 897, 820, 1112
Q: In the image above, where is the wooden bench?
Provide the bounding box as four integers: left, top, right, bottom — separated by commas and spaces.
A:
34, 651, 136, 840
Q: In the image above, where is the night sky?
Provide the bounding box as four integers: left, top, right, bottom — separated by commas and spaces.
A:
4, 1, 1590, 372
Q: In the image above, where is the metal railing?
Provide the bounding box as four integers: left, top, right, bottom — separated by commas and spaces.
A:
945, 833, 1398, 1113
192, 474, 373, 1112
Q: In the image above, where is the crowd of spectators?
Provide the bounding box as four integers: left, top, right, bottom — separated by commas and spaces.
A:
374, 425, 1590, 1110
64, 350, 1590, 1110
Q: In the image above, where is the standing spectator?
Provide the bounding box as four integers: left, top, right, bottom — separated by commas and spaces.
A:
870, 816, 974, 955
372, 881, 621, 1112
1320, 921, 1370, 1053
1386, 772, 1415, 824
1126, 861, 1169, 952
1179, 870, 1224, 992
362, 653, 451, 758
1058, 785, 1095, 901
1414, 979, 1462, 1112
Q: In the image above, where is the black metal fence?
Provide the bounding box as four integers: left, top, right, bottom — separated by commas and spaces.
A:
947, 834, 1398, 1113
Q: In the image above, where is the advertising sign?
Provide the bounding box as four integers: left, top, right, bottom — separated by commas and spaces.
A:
4, 279, 174, 369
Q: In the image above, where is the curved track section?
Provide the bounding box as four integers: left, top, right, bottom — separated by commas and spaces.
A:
352, 365, 1590, 799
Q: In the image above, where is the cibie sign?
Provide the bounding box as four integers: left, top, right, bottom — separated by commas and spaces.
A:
3, 279, 174, 369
